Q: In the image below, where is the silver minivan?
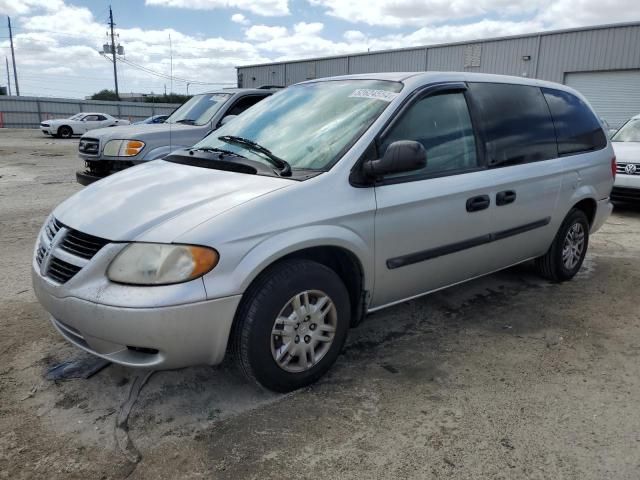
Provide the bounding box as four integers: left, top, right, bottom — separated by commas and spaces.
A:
32, 72, 615, 392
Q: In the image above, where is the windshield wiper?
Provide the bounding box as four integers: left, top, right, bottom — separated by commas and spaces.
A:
188, 146, 242, 157
218, 135, 291, 176
175, 119, 196, 125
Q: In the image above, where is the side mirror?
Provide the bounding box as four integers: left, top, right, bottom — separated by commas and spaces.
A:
220, 114, 238, 127
364, 140, 427, 178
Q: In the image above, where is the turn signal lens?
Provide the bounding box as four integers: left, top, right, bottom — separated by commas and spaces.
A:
124, 140, 145, 156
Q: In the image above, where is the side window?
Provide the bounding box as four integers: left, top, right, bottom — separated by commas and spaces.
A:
96, 115, 107, 121
83, 115, 98, 121
226, 95, 267, 116
468, 82, 557, 166
542, 88, 607, 155
379, 92, 478, 178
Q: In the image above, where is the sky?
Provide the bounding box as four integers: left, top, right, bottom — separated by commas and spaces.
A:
0, 0, 638, 99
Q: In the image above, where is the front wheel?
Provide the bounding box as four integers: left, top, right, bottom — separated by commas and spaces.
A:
57, 125, 73, 139
231, 259, 350, 392
535, 209, 589, 282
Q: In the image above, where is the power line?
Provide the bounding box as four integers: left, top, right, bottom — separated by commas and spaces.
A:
118, 57, 234, 85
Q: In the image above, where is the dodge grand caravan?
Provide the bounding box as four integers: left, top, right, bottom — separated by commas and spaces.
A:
32, 72, 614, 392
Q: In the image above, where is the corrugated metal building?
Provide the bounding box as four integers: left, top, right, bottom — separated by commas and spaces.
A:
236, 22, 640, 128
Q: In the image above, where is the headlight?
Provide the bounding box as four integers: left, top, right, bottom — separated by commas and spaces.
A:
103, 139, 145, 157
107, 243, 219, 285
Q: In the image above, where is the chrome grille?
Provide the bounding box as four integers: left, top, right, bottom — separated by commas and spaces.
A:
36, 216, 109, 284
617, 163, 640, 175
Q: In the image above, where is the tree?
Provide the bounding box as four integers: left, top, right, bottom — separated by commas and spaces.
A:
91, 89, 119, 101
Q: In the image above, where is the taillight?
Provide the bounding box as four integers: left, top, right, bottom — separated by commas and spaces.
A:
611, 156, 617, 179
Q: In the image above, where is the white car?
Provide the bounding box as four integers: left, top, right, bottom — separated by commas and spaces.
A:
611, 114, 640, 202
40, 113, 131, 138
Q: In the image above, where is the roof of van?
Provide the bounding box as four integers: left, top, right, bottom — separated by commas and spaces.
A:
201, 87, 282, 94
298, 71, 569, 90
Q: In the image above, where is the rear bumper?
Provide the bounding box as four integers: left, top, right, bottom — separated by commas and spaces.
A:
591, 198, 613, 234
33, 264, 242, 369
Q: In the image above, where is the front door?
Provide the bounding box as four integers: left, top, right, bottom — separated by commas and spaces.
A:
371, 85, 501, 308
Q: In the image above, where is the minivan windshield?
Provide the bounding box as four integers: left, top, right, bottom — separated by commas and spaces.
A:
612, 118, 640, 142
194, 80, 403, 170
166, 92, 232, 126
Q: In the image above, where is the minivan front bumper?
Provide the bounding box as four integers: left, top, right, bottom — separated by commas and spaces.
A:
32, 265, 241, 369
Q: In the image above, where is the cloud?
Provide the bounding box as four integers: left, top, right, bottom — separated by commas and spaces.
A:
245, 25, 288, 42
307, 0, 640, 29
231, 13, 250, 25
145, 0, 290, 17
0, 0, 63, 16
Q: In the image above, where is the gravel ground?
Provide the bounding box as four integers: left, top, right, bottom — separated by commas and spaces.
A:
1, 128, 639, 479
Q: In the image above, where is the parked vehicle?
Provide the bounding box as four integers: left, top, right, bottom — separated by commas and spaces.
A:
40, 113, 130, 138
134, 114, 169, 125
75, 88, 278, 185
611, 114, 640, 201
32, 72, 614, 392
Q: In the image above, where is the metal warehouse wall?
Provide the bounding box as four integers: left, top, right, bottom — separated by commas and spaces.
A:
0, 96, 180, 129
237, 22, 640, 87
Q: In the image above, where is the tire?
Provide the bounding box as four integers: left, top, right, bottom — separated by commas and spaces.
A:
57, 125, 73, 139
535, 208, 589, 282
231, 259, 351, 392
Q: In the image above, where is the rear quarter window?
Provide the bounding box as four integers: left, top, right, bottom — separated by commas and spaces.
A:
468, 82, 557, 166
541, 88, 607, 155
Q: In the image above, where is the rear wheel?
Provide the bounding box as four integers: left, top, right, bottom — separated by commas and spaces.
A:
535, 209, 589, 282
57, 125, 73, 139
231, 259, 350, 392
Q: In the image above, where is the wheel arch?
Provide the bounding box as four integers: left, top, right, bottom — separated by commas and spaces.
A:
571, 197, 597, 227
229, 227, 372, 327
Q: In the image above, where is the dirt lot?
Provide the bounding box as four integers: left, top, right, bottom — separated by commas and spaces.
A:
1, 128, 639, 479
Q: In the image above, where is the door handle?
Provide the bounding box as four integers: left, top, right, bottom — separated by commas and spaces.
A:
466, 194, 490, 212
496, 190, 516, 206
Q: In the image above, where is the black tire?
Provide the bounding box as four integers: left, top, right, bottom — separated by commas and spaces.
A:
535, 208, 589, 282
57, 125, 73, 139
231, 259, 351, 392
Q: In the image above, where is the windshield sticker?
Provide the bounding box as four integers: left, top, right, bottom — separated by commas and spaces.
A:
349, 89, 399, 102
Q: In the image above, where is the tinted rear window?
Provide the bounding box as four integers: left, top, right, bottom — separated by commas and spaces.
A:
542, 88, 607, 155
469, 83, 557, 166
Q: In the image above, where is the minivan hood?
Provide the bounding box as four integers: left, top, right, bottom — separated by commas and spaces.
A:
612, 141, 640, 163
53, 160, 292, 241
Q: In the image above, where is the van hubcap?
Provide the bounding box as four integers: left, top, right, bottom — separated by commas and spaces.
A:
270, 290, 337, 373
562, 222, 585, 270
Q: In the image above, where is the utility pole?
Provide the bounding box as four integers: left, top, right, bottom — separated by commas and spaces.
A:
5, 57, 11, 96
108, 6, 119, 99
7, 17, 19, 96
